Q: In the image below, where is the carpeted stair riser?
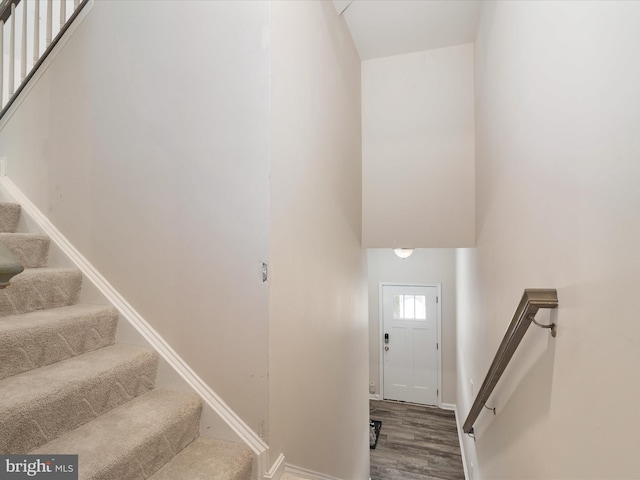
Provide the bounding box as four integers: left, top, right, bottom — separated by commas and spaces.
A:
148, 437, 253, 480
0, 304, 119, 380
0, 344, 158, 454
0, 203, 21, 233
0, 268, 81, 316
0, 201, 253, 479
32, 389, 202, 480
0, 233, 50, 267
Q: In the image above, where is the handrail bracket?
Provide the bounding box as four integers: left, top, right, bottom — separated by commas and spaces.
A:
529, 313, 556, 337
483, 403, 496, 415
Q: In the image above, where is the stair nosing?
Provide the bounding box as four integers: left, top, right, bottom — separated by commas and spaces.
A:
0, 232, 50, 238
0, 304, 118, 330
31, 389, 202, 478
0, 344, 157, 412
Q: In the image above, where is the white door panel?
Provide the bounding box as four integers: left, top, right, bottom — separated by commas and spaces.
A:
388, 326, 409, 388
382, 285, 438, 405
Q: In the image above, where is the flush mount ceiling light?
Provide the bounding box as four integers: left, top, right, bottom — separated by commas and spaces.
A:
393, 248, 414, 259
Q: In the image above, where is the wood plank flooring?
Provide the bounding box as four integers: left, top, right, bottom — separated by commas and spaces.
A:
370, 400, 465, 480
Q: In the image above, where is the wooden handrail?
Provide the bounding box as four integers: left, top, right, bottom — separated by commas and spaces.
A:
462, 289, 558, 434
0, 0, 20, 24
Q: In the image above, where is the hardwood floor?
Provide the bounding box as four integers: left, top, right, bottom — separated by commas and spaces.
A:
370, 400, 465, 480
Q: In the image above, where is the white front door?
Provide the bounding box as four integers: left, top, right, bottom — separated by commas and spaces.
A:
382, 284, 439, 405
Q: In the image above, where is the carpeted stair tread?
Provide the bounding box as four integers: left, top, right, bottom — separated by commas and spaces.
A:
0, 203, 20, 233
148, 437, 253, 480
0, 344, 158, 454
0, 267, 82, 316
32, 389, 202, 480
0, 200, 249, 478
0, 304, 119, 380
0, 233, 50, 268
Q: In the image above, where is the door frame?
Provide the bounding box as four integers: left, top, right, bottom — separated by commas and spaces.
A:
379, 282, 442, 407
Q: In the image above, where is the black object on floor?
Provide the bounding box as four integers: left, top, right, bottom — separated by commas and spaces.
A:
369, 420, 382, 449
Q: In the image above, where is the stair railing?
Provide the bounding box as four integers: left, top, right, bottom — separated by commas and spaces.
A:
0, 0, 89, 120
462, 289, 558, 435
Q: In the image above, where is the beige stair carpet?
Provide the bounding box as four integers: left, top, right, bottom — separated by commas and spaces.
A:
0, 203, 21, 233
33, 390, 202, 480
0, 344, 158, 454
0, 267, 82, 316
0, 233, 50, 267
148, 437, 253, 480
0, 304, 119, 380
0, 202, 253, 479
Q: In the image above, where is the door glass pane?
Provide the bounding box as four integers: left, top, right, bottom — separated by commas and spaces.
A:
393, 292, 427, 320
415, 295, 426, 319
404, 295, 415, 319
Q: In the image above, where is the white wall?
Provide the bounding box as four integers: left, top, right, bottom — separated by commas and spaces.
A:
362, 44, 475, 248
0, 0, 271, 436
269, 1, 369, 478
367, 248, 456, 405
458, 1, 640, 478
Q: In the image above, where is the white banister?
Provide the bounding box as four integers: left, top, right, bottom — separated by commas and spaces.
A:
46, 0, 51, 46
33, 0, 39, 64
0, 20, 3, 107
9, 2, 15, 96
1, 0, 89, 117
59, 0, 65, 28
21, 0, 27, 81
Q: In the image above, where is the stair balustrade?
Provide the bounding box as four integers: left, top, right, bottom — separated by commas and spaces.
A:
0, 0, 88, 119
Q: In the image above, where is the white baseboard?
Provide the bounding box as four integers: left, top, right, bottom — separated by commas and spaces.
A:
285, 464, 342, 480
453, 405, 470, 480
0, 176, 270, 475
263, 453, 285, 480
440, 402, 456, 411
369, 394, 381, 401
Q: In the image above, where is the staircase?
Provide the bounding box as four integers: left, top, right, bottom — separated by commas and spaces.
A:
0, 202, 253, 479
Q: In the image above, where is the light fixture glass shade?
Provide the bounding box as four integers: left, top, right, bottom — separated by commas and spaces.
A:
393, 248, 414, 259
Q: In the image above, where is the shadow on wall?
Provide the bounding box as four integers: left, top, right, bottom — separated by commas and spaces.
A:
475, 316, 557, 469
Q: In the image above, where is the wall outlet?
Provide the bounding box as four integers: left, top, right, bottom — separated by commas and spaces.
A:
470, 378, 474, 397
470, 462, 474, 479
0, 157, 6, 177
369, 382, 375, 394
